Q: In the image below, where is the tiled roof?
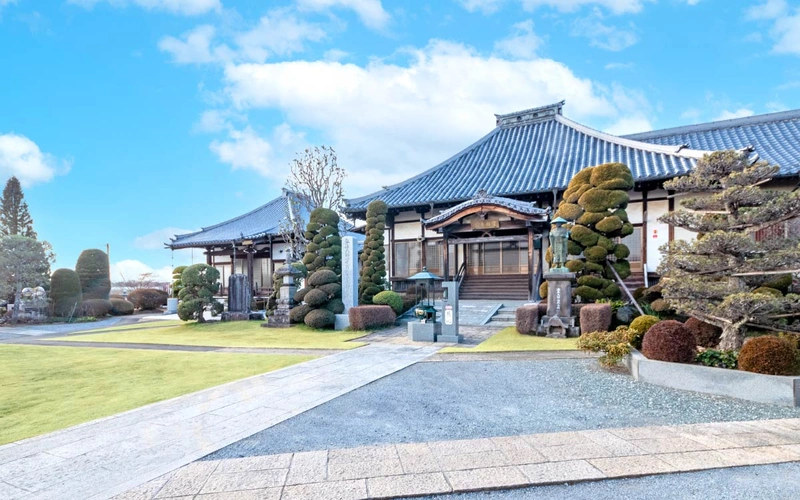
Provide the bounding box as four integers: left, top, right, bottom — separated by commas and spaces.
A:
623, 108, 800, 175
344, 101, 714, 212
424, 190, 548, 225
168, 194, 298, 249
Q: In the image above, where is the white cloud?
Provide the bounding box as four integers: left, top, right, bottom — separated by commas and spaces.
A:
68, 0, 221, 16
572, 15, 639, 51
765, 101, 788, 112
604, 116, 651, 135
746, 0, 800, 55
209, 124, 306, 177
220, 39, 649, 194
680, 107, 701, 121
134, 227, 197, 250
746, 0, 787, 20
714, 108, 754, 121
684, 0, 700, 5
110, 259, 175, 283
323, 48, 349, 61
521, 0, 649, 14
458, 0, 505, 14
493, 20, 543, 59
604, 62, 634, 70
295, 0, 390, 29
0, 133, 71, 187
159, 10, 326, 65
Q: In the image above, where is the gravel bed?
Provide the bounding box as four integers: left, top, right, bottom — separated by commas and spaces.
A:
412, 462, 800, 499
206, 359, 800, 459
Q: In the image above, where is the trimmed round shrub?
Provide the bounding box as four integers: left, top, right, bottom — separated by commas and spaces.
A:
515, 305, 539, 335
577, 275, 605, 288
289, 304, 312, 324
570, 225, 599, 247
753, 286, 782, 297
603, 283, 621, 298
110, 298, 134, 316
555, 202, 583, 221
359, 200, 388, 305
578, 189, 629, 213
579, 303, 612, 334
50, 268, 83, 317
574, 285, 604, 302
611, 208, 629, 222
324, 298, 345, 314
307, 269, 338, 286
684, 317, 722, 348
564, 183, 593, 203
641, 320, 696, 363
630, 315, 660, 334
303, 288, 329, 307
595, 216, 623, 233
128, 288, 168, 310
584, 262, 604, 273
620, 223, 635, 237
597, 235, 616, 251
294, 287, 311, 303
613, 243, 630, 260
75, 249, 111, 300
606, 260, 631, 280
589, 162, 634, 190
304, 308, 336, 329
318, 283, 343, 298
80, 299, 112, 317
650, 298, 671, 313
539, 281, 548, 299
565, 260, 585, 273
576, 211, 607, 226
373, 290, 404, 315
567, 240, 584, 256
584, 246, 608, 262
738, 336, 797, 376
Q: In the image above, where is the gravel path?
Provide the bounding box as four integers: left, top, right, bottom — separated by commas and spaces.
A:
411, 462, 800, 499
206, 359, 800, 459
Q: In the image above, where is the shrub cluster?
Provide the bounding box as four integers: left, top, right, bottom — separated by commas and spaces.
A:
349, 305, 396, 331
551, 163, 634, 302
579, 303, 612, 335
684, 317, 722, 348
577, 327, 631, 367
177, 264, 221, 322
110, 298, 134, 316
294, 208, 343, 329
373, 290, 403, 315
696, 349, 738, 369
641, 320, 696, 363
75, 249, 111, 300
628, 315, 660, 349
128, 288, 168, 310
515, 305, 539, 335
80, 299, 112, 317
738, 336, 797, 376
358, 200, 388, 305
50, 268, 83, 317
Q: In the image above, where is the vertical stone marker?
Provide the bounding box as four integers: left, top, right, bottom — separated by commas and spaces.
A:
336, 236, 359, 330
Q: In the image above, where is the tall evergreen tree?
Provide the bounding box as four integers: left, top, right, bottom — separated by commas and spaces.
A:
0, 177, 37, 238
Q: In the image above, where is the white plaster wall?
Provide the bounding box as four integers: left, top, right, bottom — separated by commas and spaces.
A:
394, 210, 419, 222
629, 191, 643, 201
647, 199, 670, 270
395, 221, 422, 240
627, 202, 643, 225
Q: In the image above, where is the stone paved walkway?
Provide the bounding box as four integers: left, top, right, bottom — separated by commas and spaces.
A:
116, 417, 800, 500
359, 324, 500, 347
0, 344, 438, 500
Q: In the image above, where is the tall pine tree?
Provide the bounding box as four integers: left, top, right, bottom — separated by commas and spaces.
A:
0, 177, 37, 238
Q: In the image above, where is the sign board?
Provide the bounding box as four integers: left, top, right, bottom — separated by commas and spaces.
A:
444, 305, 453, 325
471, 219, 500, 230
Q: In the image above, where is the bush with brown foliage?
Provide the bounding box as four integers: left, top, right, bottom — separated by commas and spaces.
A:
515, 305, 539, 335
685, 317, 722, 348
580, 303, 612, 335
641, 320, 696, 363
128, 288, 168, 310
110, 298, 134, 316
349, 305, 396, 331
738, 336, 797, 376
80, 299, 112, 317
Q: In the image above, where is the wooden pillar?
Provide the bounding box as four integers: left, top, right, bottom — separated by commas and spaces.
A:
419, 213, 427, 269
247, 247, 255, 294
641, 189, 648, 271
527, 226, 535, 301
443, 234, 450, 280
206, 247, 212, 266
387, 213, 395, 287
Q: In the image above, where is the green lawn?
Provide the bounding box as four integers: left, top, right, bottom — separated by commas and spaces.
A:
0, 345, 314, 444
64, 320, 368, 349
441, 326, 579, 353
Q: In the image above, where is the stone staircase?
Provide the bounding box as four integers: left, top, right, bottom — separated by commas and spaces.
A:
459, 274, 529, 300
487, 305, 517, 327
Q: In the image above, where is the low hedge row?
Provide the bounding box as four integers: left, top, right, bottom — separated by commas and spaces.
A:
349, 305, 396, 331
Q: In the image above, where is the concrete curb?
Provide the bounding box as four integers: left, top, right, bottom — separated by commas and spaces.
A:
625, 349, 800, 407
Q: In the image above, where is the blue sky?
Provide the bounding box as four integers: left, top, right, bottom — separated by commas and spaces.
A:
1, 0, 798, 281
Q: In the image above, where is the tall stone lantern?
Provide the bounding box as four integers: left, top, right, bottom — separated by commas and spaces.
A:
265, 261, 304, 328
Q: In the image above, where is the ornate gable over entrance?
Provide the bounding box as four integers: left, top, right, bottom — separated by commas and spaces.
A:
424, 191, 549, 232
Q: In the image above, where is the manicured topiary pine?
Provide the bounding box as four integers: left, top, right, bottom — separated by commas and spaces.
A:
553, 163, 634, 302
177, 264, 221, 323
658, 151, 800, 350
75, 249, 111, 300
50, 268, 83, 317
171, 265, 187, 298
359, 200, 388, 305
295, 208, 343, 328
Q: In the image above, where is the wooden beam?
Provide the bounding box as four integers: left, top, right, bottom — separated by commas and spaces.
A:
527, 226, 534, 301
447, 235, 529, 244
443, 235, 450, 280
426, 204, 548, 231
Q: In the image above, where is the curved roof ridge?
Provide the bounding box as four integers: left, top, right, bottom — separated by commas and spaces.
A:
344, 126, 503, 207
623, 108, 800, 141
555, 114, 713, 159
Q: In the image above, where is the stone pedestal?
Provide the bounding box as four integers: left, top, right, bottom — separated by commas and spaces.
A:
166, 298, 178, 314
409, 322, 441, 342
538, 271, 580, 338
439, 281, 462, 343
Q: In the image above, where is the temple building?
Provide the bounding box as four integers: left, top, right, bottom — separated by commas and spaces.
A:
341, 101, 800, 301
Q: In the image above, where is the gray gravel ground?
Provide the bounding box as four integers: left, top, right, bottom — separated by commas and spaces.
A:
206, 359, 800, 459
411, 462, 800, 499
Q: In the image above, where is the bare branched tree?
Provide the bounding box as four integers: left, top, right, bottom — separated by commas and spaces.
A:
286, 146, 346, 214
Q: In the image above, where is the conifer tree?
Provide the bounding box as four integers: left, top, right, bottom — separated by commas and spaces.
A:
659, 151, 800, 350
358, 200, 388, 305
0, 177, 36, 238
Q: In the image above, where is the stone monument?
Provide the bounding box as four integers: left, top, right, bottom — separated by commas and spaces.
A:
538, 217, 580, 338
222, 274, 250, 321
335, 236, 359, 330
263, 261, 303, 328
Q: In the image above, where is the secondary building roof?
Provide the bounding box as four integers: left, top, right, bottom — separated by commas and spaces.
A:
624, 108, 800, 176
344, 102, 800, 213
